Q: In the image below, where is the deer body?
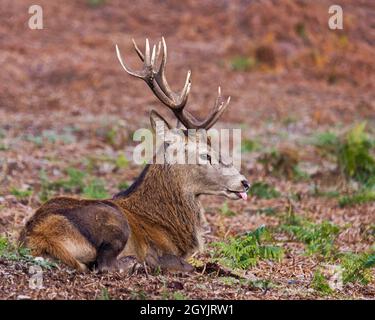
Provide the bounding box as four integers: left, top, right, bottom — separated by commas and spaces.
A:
20, 164, 203, 271
19, 38, 249, 272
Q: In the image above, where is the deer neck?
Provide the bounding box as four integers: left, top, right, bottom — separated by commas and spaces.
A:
114, 164, 201, 225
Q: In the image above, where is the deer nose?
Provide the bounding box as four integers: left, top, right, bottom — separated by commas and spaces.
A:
241, 180, 250, 192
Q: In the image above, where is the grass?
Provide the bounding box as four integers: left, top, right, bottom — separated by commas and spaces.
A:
294, 22, 308, 40
311, 185, 340, 199
0, 236, 56, 269
97, 287, 111, 300
220, 202, 236, 217
311, 270, 333, 295
256, 207, 280, 216
311, 125, 375, 207
0, 129, 8, 150
39, 167, 109, 202
0, 143, 9, 151
338, 189, 375, 207
278, 212, 374, 287
115, 153, 129, 169
39, 170, 56, 202
230, 56, 256, 72
87, 0, 106, 7
312, 131, 339, 152
58, 168, 86, 192
249, 182, 280, 199
340, 252, 374, 285
212, 225, 284, 270
219, 276, 274, 291
84, 154, 129, 173
118, 181, 130, 190
257, 149, 308, 180
280, 214, 340, 258
10, 187, 33, 200
130, 290, 148, 300
39, 168, 85, 202
26, 129, 76, 147
241, 139, 260, 153
338, 122, 375, 185
313, 123, 375, 186
105, 127, 118, 147
160, 287, 187, 300
292, 165, 310, 181
83, 179, 109, 199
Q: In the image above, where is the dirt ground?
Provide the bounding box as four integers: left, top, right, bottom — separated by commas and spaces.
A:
0, 0, 374, 299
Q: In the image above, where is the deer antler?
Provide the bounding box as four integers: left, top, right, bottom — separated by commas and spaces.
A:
115, 37, 231, 130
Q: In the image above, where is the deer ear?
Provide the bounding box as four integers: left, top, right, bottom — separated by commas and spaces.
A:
150, 110, 171, 136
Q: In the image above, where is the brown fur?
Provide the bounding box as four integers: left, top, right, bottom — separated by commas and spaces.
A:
20, 197, 131, 272
19, 164, 203, 272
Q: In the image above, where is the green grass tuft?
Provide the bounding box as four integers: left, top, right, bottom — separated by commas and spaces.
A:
313, 123, 375, 187
256, 207, 280, 216
280, 214, 340, 258
130, 290, 148, 300
340, 252, 374, 285
338, 189, 375, 207
212, 225, 284, 270
118, 181, 130, 191
87, 0, 106, 7
338, 122, 375, 185
0, 236, 56, 269
26, 129, 76, 147
220, 202, 236, 217
311, 270, 333, 295
83, 179, 109, 199
97, 287, 111, 300
230, 56, 256, 72
241, 139, 260, 153
311, 185, 340, 199
115, 153, 129, 169
38, 167, 109, 202
249, 182, 280, 199
10, 187, 33, 200
312, 131, 339, 153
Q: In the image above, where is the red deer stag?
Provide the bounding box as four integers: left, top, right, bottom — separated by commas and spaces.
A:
19, 38, 250, 272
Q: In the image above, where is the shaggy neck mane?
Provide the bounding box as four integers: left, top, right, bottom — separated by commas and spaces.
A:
113, 164, 202, 254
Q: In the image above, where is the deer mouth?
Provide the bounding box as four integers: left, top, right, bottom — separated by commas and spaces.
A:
226, 189, 248, 201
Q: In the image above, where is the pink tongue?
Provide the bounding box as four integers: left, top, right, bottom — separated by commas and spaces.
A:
239, 192, 248, 201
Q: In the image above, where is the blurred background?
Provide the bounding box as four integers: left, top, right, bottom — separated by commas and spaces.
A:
1, 0, 374, 123
0, 0, 374, 299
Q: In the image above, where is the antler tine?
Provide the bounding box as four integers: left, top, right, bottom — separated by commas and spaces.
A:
132, 39, 144, 62
175, 86, 230, 129
150, 44, 156, 67
205, 86, 231, 129
116, 37, 231, 130
154, 37, 175, 100
205, 96, 231, 129
144, 38, 151, 67
178, 70, 192, 109
115, 44, 144, 79
155, 41, 161, 66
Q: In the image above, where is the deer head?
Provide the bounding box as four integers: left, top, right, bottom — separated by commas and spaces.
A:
116, 38, 250, 201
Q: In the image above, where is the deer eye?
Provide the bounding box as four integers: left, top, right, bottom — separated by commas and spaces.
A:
199, 153, 211, 162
